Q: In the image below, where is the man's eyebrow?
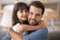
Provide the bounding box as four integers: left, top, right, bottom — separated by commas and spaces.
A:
36, 14, 40, 15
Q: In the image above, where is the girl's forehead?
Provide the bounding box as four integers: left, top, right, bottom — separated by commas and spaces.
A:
18, 9, 28, 12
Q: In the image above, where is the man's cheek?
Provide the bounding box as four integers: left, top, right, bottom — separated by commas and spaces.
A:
28, 16, 31, 19
28, 16, 31, 22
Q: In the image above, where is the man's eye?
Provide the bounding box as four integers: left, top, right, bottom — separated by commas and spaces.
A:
36, 14, 40, 16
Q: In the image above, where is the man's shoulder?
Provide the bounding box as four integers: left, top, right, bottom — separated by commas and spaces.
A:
31, 27, 48, 39
28, 27, 48, 34
24, 27, 48, 40
35, 27, 48, 34
28, 27, 48, 35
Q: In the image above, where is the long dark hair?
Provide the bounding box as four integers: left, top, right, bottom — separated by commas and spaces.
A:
12, 2, 29, 26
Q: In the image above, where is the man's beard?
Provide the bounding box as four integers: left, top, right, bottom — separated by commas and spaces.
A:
28, 22, 39, 35
31, 23, 39, 26
34, 23, 39, 26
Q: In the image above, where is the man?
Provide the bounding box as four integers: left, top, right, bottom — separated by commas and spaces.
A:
7, 1, 48, 40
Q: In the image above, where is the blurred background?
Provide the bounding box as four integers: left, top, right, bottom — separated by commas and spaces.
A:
0, 0, 60, 40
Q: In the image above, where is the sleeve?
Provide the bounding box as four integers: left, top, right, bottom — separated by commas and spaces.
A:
1, 33, 11, 40
23, 27, 48, 40
12, 23, 19, 31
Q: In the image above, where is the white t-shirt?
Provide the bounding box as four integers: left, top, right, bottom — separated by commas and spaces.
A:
11, 23, 27, 40
11, 23, 20, 40
13, 23, 20, 31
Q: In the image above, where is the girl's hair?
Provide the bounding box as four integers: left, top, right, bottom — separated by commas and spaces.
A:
12, 2, 29, 26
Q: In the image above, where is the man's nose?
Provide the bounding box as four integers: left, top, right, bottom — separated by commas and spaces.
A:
32, 15, 35, 19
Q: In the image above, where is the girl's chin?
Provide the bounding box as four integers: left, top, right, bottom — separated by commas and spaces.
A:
22, 18, 27, 20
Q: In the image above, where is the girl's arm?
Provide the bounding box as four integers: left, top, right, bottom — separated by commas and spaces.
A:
16, 20, 46, 33
8, 27, 23, 40
24, 20, 46, 31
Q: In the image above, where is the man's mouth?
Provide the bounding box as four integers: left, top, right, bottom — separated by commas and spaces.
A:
30, 20, 35, 22
30, 19, 36, 23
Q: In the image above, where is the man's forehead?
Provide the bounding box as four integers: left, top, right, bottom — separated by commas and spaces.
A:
29, 6, 42, 14
30, 6, 40, 9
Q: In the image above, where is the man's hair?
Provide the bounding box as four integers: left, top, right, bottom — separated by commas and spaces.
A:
12, 2, 29, 26
29, 1, 45, 15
